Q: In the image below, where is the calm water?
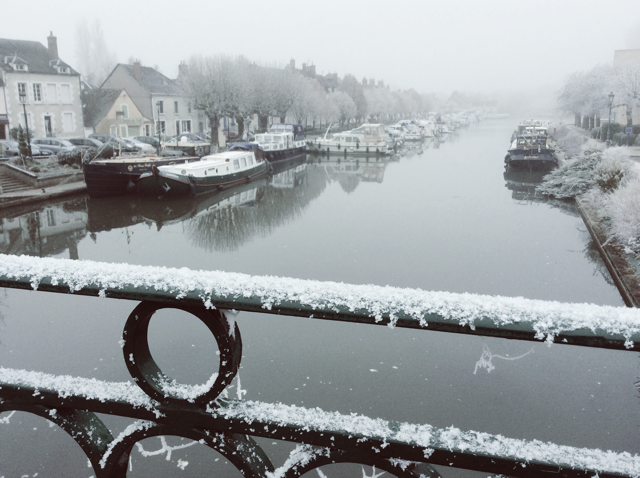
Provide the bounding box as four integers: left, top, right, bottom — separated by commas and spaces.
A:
0, 119, 637, 477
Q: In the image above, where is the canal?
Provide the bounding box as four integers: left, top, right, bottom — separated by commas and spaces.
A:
0, 119, 636, 477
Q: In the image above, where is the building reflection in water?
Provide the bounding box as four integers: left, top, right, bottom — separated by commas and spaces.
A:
0, 198, 88, 258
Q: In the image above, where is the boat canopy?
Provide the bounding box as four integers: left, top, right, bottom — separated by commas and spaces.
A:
269, 123, 305, 140
227, 142, 266, 160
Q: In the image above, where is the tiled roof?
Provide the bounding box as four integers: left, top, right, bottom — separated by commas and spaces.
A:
118, 63, 184, 96
0, 38, 79, 75
83, 89, 122, 128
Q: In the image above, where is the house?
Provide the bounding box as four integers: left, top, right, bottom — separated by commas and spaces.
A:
0, 32, 84, 140
100, 61, 204, 137
83, 88, 152, 137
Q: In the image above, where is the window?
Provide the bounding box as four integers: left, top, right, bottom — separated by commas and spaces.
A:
62, 113, 73, 133
233, 159, 240, 170
60, 84, 71, 103
157, 101, 164, 114
120, 125, 128, 137
47, 84, 57, 103
145, 124, 151, 136
157, 120, 165, 134
175, 120, 181, 136
46, 209, 56, 227
240, 157, 247, 168
174, 101, 179, 114
110, 125, 117, 135
120, 104, 129, 119
181, 120, 191, 133
17, 82, 27, 101
33, 83, 42, 102
248, 156, 254, 165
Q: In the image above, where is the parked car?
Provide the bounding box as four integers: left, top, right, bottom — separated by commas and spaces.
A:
133, 136, 161, 149
68, 137, 104, 149
0, 139, 52, 157
88, 134, 139, 153
123, 138, 154, 153
31, 138, 76, 154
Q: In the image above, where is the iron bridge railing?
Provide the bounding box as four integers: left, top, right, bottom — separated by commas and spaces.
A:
0, 254, 639, 477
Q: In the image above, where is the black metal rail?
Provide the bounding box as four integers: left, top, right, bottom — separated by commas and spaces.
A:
0, 255, 638, 477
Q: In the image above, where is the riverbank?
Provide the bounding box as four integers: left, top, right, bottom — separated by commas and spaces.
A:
551, 128, 640, 307
0, 176, 87, 210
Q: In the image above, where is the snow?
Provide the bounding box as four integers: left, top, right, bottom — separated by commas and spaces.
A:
1, 362, 638, 476
208, 400, 640, 476
0, 254, 639, 348
0, 367, 158, 411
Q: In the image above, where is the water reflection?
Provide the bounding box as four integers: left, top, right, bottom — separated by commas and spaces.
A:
503, 166, 579, 218
307, 154, 388, 193
0, 198, 88, 258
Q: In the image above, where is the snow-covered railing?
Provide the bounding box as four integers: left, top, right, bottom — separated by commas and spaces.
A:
1, 367, 638, 478
1, 254, 640, 477
0, 254, 639, 351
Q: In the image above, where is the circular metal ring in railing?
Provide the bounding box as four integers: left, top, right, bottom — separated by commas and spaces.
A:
99, 421, 273, 478
122, 301, 242, 406
278, 445, 442, 478
0, 401, 114, 478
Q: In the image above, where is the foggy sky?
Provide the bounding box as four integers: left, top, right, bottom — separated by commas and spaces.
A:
4, 0, 640, 96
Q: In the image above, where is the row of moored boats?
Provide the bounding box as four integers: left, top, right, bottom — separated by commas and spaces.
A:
83, 117, 471, 198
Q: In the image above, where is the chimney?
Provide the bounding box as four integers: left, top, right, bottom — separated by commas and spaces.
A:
134, 59, 142, 81
47, 31, 58, 60
178, 60, 189, 77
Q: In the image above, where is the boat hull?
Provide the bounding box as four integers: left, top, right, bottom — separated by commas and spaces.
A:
306, 142, 389, 156
504, 149, 557, 171
82, 157, 198, 198
139, 160, 270, 196
255, 145, 305, 163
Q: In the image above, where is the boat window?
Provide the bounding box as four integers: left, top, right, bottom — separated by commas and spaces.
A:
240, 157, 247, 168
248, 156, 254, 165
346, 137, 352, 143
233, 159, 240, 170
364, 128, 371, 135
255, 135, 264, 142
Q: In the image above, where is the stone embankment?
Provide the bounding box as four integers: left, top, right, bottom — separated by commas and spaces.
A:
0, 162, 86, 210
574, 145, 640, 307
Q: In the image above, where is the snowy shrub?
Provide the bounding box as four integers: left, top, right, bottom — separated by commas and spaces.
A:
556, 128, 590, 158
537, 150, 602, 198
605, 180, 640, 256
593, 147, 636, 194
590, 127, 601, 139
57, 149, 83, 167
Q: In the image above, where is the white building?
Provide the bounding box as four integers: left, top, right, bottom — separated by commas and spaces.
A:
0, 32, 84, 140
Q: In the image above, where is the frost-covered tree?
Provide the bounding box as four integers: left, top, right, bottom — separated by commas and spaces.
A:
612, 62, 640, 127
75, 19, 117, 86
184, 55, 239, 150
289, 76, 326, 126
327, 91, 356, 126
338, 74, 367, 122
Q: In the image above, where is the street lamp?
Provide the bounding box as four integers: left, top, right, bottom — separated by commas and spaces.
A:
115, 110, 124, 156
606, 91, 614, 148
156, 101, 162, 155
18, 91, 33, 162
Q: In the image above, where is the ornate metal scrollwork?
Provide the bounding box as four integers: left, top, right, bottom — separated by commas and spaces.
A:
122, 300, 241, 406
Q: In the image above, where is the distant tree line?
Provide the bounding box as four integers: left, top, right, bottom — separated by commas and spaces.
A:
557, 62, 640, 131
181, 55, 434, 149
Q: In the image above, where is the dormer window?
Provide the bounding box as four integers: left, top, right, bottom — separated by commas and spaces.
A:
6, 56, 28, 72
50, 59, 70, 74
